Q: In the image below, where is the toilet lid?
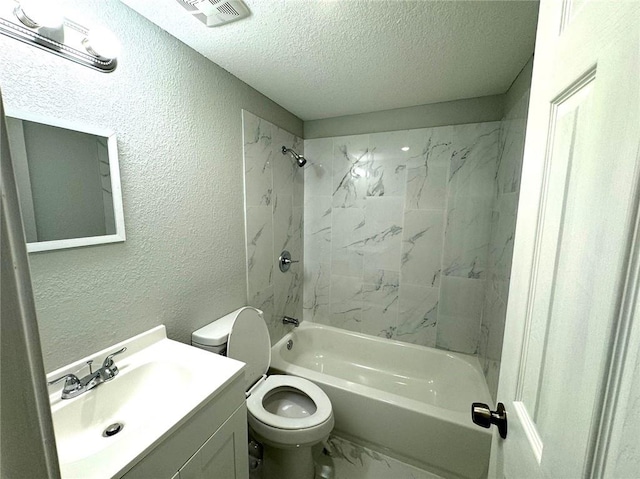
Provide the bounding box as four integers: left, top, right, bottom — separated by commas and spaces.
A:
227, 307, 271, 391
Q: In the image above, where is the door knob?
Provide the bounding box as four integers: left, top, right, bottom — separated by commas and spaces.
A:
471, 402, 507, 439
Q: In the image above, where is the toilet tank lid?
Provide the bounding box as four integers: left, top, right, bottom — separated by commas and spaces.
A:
192, 308, 243, 347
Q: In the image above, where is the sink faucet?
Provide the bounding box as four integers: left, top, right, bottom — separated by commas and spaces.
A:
282, 316, 299, 327
48, 347, 127, 399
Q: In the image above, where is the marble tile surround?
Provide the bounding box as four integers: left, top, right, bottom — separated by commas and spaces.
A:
243, 103, 528, 387
478, 87, 531, 401
304, 122, 500, 354
243, 110, 304, 345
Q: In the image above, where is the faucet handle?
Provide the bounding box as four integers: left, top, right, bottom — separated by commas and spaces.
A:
101, 347, 127, 368
48, 373, 83, 398
48, 373, 80, 387
100, 347, 127, 380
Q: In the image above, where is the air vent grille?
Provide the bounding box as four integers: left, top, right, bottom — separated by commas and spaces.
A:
217, 3, 240, 16
177, 0, 199, 11
175, 0, 250, 27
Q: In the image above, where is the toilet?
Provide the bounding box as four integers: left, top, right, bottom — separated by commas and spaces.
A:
192, 307, 334, 479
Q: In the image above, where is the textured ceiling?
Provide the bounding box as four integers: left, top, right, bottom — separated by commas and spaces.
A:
121, 0, 538, 121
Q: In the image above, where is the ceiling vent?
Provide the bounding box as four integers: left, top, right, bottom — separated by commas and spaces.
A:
176, 0, 251, 27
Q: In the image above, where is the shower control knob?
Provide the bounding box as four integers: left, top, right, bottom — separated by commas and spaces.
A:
471, 402, 507, 439
278, 250, 299, 273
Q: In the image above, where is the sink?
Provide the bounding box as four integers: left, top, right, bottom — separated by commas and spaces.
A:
52, 361, 191, 464
47, 326, 245, 478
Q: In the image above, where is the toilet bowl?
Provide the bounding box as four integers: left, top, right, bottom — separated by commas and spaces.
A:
192, 307, 334, 479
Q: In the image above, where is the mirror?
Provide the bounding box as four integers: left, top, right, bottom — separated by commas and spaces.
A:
5, 110, 125, 252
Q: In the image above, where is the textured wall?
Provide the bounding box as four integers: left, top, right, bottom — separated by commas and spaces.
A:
0, 0, 302, 372
242, 111, 304, 344
303, 123, 499, 354
478, 59, 533, 401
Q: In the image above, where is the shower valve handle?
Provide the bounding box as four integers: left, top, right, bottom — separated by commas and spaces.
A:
278, 250, 298, 272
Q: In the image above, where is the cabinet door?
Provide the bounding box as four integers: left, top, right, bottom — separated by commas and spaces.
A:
179, 405, 249, 479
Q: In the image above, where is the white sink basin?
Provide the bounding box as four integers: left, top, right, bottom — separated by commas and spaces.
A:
47, 326, 244, 478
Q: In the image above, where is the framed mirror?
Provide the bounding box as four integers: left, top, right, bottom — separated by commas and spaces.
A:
5, 110, 126, 253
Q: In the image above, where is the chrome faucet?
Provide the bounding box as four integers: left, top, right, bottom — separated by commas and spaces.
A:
99, 347, 127, 380
282, 316, 299, 327
48, 347, 127, 399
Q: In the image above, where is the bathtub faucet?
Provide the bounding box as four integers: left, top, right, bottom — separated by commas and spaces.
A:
282, 316, 300, 327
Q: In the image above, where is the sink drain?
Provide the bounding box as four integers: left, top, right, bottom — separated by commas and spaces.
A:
103, 423, 124, 437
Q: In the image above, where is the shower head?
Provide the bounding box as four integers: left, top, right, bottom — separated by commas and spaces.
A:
282, 146, 307, 167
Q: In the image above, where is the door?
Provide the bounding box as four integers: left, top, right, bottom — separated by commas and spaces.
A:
487, 1, 640, 477
1, 89, 61, 477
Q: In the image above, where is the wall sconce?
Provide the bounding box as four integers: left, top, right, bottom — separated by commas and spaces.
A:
0, 0, 120, 73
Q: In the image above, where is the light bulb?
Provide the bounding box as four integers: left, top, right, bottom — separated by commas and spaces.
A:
14, 0, 64, 29
82, 27, 121, 61
401, 146, 410, 152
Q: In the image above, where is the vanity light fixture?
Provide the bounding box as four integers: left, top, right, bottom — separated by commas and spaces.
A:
82, 26, 121, 61
0, 0, 119, 72
13, 0, 63, 29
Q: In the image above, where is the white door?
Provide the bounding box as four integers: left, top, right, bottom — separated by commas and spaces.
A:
486, 1, 640, 477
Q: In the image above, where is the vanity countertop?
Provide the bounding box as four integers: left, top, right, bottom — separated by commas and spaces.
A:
47, 325, 245, 479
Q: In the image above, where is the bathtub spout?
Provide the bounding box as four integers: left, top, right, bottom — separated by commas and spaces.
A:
282, 316, 299, 327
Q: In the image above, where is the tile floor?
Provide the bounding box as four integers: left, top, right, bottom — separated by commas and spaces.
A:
318, 435, 443, 479
250, 434, 442, 479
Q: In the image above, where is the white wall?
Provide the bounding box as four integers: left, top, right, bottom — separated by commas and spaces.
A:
0, 0, 302, 371
303, 95, 504, 139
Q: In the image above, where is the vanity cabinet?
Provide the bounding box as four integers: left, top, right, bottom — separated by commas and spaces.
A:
178, 405, 247, 479
122, 374, 249, 479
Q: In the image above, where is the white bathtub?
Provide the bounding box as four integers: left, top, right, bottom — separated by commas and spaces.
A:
270, 322, 493, 479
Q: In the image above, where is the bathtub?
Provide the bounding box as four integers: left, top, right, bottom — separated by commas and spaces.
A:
270, 322, 493, 479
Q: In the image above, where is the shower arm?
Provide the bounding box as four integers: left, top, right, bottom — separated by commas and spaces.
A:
281, 146, 308, 167
281, 146, 300, 160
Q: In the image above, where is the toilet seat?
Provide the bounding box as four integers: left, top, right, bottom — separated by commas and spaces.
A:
220, 307, 333, 435
247, 375, 332, 430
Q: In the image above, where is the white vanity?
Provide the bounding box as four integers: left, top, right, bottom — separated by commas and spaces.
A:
46, 326, 249, 479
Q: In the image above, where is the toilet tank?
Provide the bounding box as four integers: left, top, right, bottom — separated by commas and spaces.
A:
191, 310, 238, 355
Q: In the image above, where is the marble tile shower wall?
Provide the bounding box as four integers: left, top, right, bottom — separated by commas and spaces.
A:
242, 111, 304, 345
303, 123, 500, 354
479, 87, 531, 400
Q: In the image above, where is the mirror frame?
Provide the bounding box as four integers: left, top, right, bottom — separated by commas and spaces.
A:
5, 108, 126, 253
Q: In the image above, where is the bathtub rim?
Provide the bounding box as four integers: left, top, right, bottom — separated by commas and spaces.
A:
270, 321, 494, 429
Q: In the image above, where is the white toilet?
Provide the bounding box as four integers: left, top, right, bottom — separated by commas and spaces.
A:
192, 307, 334, 479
